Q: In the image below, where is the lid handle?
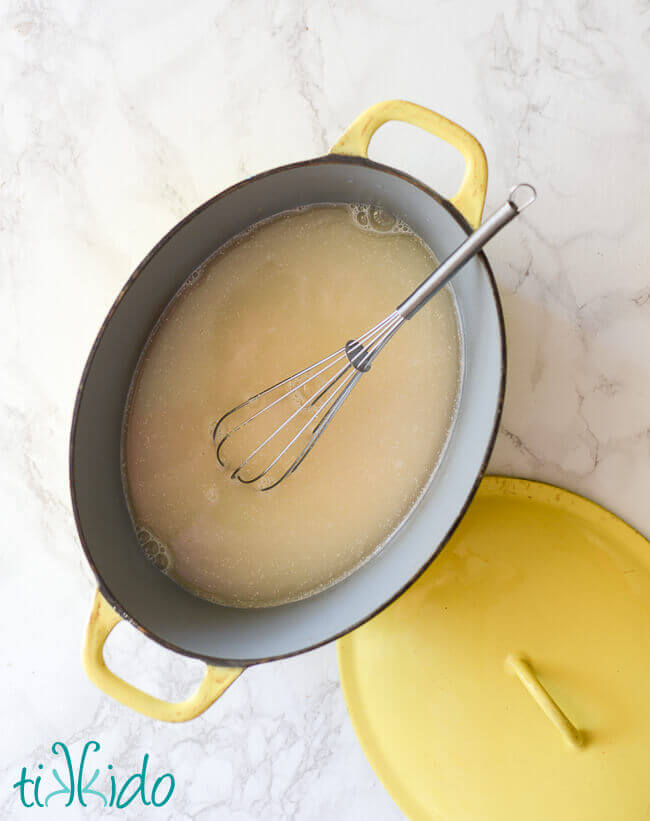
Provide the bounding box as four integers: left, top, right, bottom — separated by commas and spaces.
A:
506, 655, 584, 750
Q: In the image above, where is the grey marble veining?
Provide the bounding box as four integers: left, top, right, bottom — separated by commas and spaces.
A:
1, 0, 648, 818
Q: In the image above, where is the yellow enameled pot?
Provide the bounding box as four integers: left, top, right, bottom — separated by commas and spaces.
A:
71, 101, 504, 721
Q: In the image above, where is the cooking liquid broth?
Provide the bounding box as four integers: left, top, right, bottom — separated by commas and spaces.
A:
123, 205, 461, 606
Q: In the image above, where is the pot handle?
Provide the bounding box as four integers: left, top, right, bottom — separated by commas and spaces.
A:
83, 589, 243, 722
330, 100, 488, 229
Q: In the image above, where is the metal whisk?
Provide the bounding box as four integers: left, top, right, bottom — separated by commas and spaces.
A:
214, 183, 536, 490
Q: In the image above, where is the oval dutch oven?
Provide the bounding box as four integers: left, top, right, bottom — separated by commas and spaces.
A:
70, 100, 505, 721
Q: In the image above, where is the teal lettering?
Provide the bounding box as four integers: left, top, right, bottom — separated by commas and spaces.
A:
46, 743, 74, 807
77, 741, 107, 807
14, 741, 174, 810
80, 768, 108, 807
116, 754, 151, 808
151, 773, 175, 807
12, 768, 34, 808
34, 765, 44, 808
44, 770, 73, 807
108, 764, 116, 806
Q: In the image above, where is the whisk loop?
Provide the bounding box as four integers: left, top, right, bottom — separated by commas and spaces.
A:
213, 184, 536, 491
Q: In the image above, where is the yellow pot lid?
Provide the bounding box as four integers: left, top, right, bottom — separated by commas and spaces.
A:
338, 476, 650, 820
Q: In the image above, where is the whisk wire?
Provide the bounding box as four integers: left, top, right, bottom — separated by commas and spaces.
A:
213, 311, 400, 460
241, 312, 405, 490
231, 357, 356, 483
213, 311, 404, 489
236, 365, 362, 487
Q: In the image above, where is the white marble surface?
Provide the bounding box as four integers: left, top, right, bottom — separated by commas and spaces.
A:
1, 0, 649, 817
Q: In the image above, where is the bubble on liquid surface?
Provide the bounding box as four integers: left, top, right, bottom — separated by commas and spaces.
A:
153, 553, 169, 570
136, 527, 173, 573
347, 203, 413, 236
369, 206, 396, 232
143, 540, 159, 557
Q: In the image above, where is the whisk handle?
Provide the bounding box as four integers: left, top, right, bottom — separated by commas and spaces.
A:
396, 183, 536, 319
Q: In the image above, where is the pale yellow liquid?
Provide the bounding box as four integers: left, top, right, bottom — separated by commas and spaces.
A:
123, 205, 461, 606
